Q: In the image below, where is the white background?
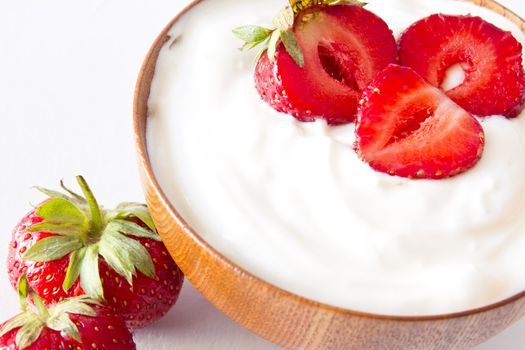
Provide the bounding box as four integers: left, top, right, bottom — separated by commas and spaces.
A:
1, 0, 524, 349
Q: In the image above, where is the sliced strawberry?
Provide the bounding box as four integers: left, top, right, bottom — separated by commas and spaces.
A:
255, 5, 396, 124
399, 14, 525, 118
355, 65, 485, 179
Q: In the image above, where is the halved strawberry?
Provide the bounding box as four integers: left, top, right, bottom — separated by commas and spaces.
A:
237, 4, 396, 124
355, 65, 485, 179
399, 14, 525, 118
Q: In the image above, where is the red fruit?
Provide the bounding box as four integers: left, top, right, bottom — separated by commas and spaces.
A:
0, 307, 135, 350
355, 65, 485, 179
0, 282, 135, 350
255, 5, 396, 124
7, 176, 183, 329
399, 14, 525, 117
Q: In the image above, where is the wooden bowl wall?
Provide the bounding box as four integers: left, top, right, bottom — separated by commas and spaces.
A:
134, 1, 525, 349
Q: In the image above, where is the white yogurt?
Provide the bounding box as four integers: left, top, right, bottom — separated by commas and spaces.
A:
147, 0, 525, 315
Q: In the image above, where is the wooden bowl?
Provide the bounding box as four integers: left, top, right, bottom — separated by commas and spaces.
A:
134, 1, 525, 349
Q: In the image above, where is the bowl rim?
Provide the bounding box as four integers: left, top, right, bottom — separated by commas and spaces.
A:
134, 0, 525, 323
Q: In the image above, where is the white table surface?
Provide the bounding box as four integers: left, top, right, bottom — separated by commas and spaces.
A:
1, 0, 525, 349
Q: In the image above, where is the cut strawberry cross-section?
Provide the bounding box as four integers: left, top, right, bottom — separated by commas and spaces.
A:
247, 4, 397, 124
399, 14, 525, 118
355, 65, 485, 179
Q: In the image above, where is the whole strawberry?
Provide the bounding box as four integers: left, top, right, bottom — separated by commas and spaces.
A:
7, 176, 184, 329
0, 276, 135, 350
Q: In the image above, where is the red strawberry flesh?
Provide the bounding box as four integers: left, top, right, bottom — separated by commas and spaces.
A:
355, 64, 485, 179
256, 5, 397, 124
399, 14, 525, 117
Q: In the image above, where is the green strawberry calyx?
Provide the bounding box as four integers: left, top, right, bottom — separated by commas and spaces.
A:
0, 275, 100, 349
22, 175, 161, 301
232, 0, 367, 67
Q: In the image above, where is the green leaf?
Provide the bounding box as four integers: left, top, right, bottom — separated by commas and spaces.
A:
114, 202, 157, 233
23, 236, 83, 262
100, 230, 156, 282
47, 296, 98, 341
33, 186, 77, 203
29, 198, 88, 237
28, 222, 86, 236
32, 293, 49, 319
241, 41, 262, 51
99, 232, 135, 285
280, 29, 304, 67
63, 248, 85, 292
232, 25, 272, 43
46, 314, 81, 342
273, 6, 294, 30
79, 244, 104, 300
118, 234, 156, 279
35, 198, 87, 226
51, 295, 98, 317
60, 180, 86, 204
17, 275, 29, 311
267, 29, 282, 62
104, 230, 156, 279
105, 219, 160, 241
0, 313, 33, 339
15, 319, 44, 350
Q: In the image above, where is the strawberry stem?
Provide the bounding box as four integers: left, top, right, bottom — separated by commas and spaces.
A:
76, 176, 103, 239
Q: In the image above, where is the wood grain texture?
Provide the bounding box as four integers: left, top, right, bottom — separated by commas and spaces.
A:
133, 1, 525, 349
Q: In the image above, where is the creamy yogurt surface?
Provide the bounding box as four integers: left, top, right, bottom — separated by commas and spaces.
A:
147, 0, 525, 315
